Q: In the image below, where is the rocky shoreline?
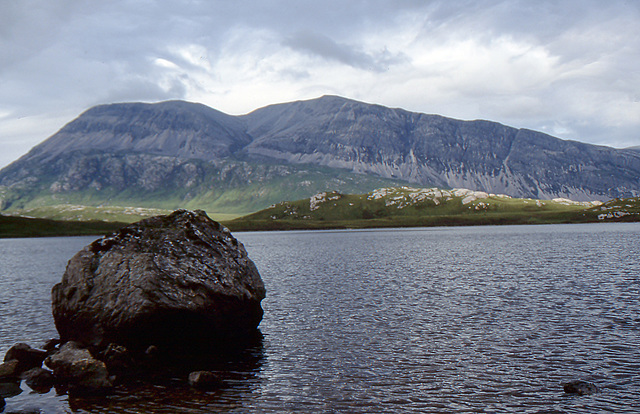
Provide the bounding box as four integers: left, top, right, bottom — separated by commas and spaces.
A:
0, 333, 264, 402
1, 209, 266, 410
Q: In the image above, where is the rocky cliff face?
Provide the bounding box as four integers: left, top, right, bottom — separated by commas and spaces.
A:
242, 96, 640, 201
1, 96, 639, 213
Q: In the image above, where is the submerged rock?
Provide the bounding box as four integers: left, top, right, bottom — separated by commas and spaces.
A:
0, 381, 22, 398
563, 380, 598, 395
43, 338, 61, 352
99, 343, 134, 377
51, 209, 266, 350
188, 370, 224, 390
21, 367, 55, 393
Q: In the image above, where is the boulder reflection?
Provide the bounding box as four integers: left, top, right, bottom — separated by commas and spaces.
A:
68, 331, 265, 414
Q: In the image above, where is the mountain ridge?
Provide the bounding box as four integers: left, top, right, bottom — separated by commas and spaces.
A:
241, 95, 640, 201
1, 95, 639, 216
21, 100, 250, 164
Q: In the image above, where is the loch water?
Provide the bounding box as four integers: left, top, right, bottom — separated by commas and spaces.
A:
1, 223, 639, 413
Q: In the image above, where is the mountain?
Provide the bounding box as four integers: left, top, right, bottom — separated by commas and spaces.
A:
1, 96, 639, 216
243, 96, 640, 200
23, 100, 251, 163
0, 99, 405, 216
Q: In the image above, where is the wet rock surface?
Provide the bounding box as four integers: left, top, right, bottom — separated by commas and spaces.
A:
3, 343, 47, 374
20, 367, 55, 394
188, 370, 224, 390
563, 379, 598, 395
0, 380, 22, 399
0, 360, 20, 381
44, 341, 113, 394
51, 209, 266, 350
0, 334, 264, 410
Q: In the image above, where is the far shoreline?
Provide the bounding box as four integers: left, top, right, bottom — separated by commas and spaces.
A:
3, 213, 638, 239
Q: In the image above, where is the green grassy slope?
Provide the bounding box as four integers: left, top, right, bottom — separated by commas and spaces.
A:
4, 205, 172, 223
0, 214, 124, 238
226, 187, 636, 231
4, 187, 639, 237
0, 162, 410, 219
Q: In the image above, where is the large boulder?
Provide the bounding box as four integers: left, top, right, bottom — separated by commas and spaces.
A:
51, 210, 266, 350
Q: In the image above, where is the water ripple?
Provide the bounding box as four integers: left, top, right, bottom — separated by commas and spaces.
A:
1, 224, 639, 412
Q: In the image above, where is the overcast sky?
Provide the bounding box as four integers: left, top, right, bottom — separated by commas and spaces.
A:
1, 0, 639, 168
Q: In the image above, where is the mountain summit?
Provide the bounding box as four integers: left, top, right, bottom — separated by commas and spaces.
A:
1, 96, 639, 214
26, 100, 250, 163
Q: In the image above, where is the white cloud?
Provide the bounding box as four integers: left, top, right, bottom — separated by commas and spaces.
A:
0, 113, 72, 167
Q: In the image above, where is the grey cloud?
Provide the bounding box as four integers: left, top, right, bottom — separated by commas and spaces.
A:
284, 31, 406, 72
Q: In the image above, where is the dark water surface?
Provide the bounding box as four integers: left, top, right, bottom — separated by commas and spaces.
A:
1, 223, 639, 413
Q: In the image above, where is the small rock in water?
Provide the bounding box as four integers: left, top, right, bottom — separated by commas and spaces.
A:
563, 380, 598, 395
3, 343, 47, 373
188, 370, 224, 390
0, 381, 22, 398
0, 360, 19, 381
44, 341, 113, 395
99, 343, 134, 376
43, 338, 61, 353
21, 367, 55, 394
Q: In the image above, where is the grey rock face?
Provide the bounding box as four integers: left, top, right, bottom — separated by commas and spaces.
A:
26, 101, 251, 164
51, 210, 266, 349
242, 96, 640, 201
